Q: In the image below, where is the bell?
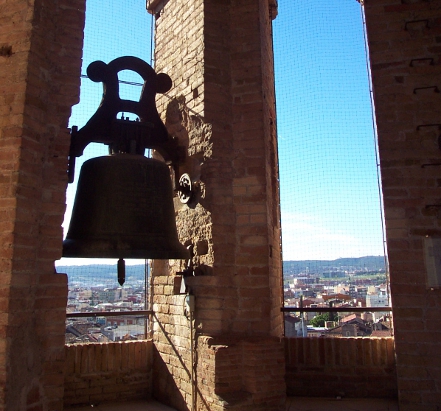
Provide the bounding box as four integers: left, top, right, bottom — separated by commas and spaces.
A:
63, 154, 189, 261
63, 57, 192, 285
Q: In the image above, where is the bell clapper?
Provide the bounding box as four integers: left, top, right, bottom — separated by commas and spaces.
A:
117, 258, 126, 286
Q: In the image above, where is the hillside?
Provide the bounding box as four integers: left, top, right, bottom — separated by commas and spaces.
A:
56, 256, 386, 285
283, 256, 385, 276
56, 264, 148, 287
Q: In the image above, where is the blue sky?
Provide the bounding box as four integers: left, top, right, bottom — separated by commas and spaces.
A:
273, 0, 384, 261
59, 0, 385, 266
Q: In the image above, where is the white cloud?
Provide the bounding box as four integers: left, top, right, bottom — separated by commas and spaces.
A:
280, 212, 384, 261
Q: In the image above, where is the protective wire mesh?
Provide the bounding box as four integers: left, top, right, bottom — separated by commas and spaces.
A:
274, 1, 385, 264
274, 1, 391, 334
57, 0, 154, 343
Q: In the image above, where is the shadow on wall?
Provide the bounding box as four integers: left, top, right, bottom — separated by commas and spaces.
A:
63, 340, 153, 407
164, 95, 212, 211
152, 313, 214, 411
284, 337, 397, 399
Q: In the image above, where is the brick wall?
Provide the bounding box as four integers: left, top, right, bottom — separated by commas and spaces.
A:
149, 0, 285, 409
285, 337, 397, 399
0, 1, 85, 409
228, 0, 283, 337
364, 1, 441, 410
63, 336, 397, 407
192, 336, 285, 411
258, 0, 283, 337
63, 341, 152, 407
149, 2, 205, 407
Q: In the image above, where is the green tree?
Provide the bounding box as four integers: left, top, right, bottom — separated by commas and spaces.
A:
309, 313, 330, 327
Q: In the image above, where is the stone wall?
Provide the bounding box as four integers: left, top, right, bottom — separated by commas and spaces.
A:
149, 2, 205, 409
364, 1, 441, 410
149, 0, 285, 410
285, 337, 397, 399
0, 1, 85, 409
63, 341, 152, 407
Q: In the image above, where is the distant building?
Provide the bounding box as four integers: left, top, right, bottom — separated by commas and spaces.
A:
284, 315, 303, 337
366, 286, 389, 321
322, 293, 351, 303
294, 277, 317, 286
322, 271, 345, 278
328, 314, 372, 337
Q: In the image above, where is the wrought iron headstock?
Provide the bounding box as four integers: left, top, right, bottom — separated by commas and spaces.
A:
67, 56, 185, 183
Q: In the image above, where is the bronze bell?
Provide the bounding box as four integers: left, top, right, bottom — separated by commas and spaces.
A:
63, 57, 191, 285
63, 154, 189, 260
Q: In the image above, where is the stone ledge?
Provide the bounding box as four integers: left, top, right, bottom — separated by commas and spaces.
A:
147, 0, 169, 15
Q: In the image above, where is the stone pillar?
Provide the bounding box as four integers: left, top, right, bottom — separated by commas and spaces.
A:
0, 1, 85, 409
364, 2, 441, 410
148, 0, 285, 410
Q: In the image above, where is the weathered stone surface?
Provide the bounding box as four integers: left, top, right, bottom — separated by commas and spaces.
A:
150, 0, 285, 410
365, 1, 441, 410
0, 1, 85, 409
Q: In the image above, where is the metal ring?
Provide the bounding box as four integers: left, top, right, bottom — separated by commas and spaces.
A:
178, 173, 193, 204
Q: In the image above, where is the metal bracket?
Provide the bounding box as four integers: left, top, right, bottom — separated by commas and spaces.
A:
421, 163, 441, 168
178, 173, 194, 204
413, 86, 439, 94
410, 57, 434, 67
416, 124, 441, 131
404, 19, 430, 30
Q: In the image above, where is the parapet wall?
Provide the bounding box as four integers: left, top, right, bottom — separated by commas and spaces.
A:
285, 337, 397, 399
63, 337, 396, 407
63, 340, 153, 408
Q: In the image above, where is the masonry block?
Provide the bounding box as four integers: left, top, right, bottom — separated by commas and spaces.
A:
149, 0, 284, 409
364, 0, 441, 408
0, 1, 85, 409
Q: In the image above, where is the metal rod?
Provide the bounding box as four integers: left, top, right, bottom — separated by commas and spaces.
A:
281, 306, 392, 313
80, 74, 143, 87
66, 310, 153, 318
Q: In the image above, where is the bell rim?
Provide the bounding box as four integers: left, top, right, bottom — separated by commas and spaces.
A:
62, 239, 190, 260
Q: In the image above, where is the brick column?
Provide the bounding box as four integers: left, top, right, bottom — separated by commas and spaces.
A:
0, 1, 85, 409
149, 0, 285, 410
365, 2, 441, 410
